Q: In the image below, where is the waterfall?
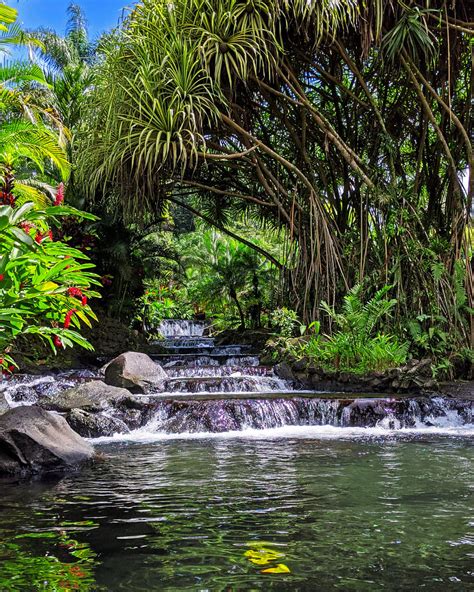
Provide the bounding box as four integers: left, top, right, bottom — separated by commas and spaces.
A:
2, 318, 472, 440
157, 319, 209, 337
109, 396, 474, 436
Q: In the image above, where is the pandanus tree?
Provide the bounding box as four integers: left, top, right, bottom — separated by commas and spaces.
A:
78, 0, 473, 354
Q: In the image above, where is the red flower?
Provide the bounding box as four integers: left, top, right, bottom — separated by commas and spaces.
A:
0, 274, 4, 281
81, 296, 88, 306
48, 230, 53, 241
67, 287, 83, 298
53, 336, 63, 348
63, 309, 76, 329
54, 183, 65, 206
20, 221, 34, 233
34, 232, 44, 244
0, 192, 15, 207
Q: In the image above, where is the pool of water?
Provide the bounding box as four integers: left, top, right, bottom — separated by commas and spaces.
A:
1, 432, 473, 591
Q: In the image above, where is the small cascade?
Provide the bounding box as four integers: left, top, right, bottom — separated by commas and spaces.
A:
2, 318, 472, 440
152, 319, 293, 395
157, 319, 209, 337
129, 396, 474, 435
129, 320, 473, 436
167, 366, 274, 378
163, 375, 292, 394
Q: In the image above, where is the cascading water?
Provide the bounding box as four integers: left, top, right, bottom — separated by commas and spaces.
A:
109, 319, 473, 439
157, 319, 209, 337
1, 319, 473, 439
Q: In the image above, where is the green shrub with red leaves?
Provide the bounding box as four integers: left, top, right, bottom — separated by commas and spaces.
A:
0, 201, 101, 373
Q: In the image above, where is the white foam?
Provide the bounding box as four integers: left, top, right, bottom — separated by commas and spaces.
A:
91, 423, 474, 445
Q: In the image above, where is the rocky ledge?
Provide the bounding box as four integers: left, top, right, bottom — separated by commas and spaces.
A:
39, 379, 155, 438
274, 358, 460, 394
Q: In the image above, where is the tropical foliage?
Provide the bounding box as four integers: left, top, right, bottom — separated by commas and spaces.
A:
133, 225, 282, 332
271, 286, 409, 374
0, 3, 99, 370
78, 0, 473, 363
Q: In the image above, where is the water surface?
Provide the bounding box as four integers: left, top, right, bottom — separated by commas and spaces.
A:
1, 433, 473, 591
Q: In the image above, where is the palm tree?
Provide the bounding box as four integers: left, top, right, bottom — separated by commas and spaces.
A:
0, 5, 70, 206
29, 4, 96, 205
32, 4, 95, 129
182, 229, 271, 329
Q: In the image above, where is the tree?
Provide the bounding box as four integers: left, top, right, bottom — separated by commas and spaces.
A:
78, 0, 473, 355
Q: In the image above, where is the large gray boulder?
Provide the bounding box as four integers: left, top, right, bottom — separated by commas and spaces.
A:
41, 380, 140, 413
0, 406, 94, 475
104, 352, 167, 393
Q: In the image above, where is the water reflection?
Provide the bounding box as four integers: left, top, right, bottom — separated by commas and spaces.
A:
0, 437, 473, 591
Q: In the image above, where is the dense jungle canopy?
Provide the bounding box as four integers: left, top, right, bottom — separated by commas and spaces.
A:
78, 0, 473, 354
0, 0, 473, 376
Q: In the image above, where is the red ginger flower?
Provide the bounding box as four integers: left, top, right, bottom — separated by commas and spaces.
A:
63, 309, 77, 329
67, 287, 83, 298
0, 192, 15, 207
0, 274, 4, 281
53, 336, 63, 348
34, 232, 43, 244
81, 296, 88, 306
20, 221, 34, 233
54, 183, 65, 206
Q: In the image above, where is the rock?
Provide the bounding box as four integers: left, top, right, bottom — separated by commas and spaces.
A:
0, 392, 10, 415
291, 358, 309, 372
0, 406, 94, 475
274, 362, 295, 381
66, 408, 130, 438
42, 380, 138, 412
104, 352, 167, 393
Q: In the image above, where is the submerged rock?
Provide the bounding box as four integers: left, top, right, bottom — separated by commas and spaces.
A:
0, 406, 94, 475
104, 352, 167, 393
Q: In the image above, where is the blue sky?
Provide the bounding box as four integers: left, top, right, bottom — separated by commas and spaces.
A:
15, 0, 131, 39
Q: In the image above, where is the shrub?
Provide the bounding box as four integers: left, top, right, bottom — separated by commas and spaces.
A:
270, 307, 300, 338
274, 285, 409, 374
0, 203, 100, 372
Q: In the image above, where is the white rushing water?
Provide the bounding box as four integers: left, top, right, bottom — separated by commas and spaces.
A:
92, 422, 474, 444
2, 318, 473, 443
157, 319, 209, 337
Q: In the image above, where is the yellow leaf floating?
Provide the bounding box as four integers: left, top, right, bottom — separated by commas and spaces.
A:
244, 549, 285, 563
261, 563, 291, 574
248, 557, 274, 566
